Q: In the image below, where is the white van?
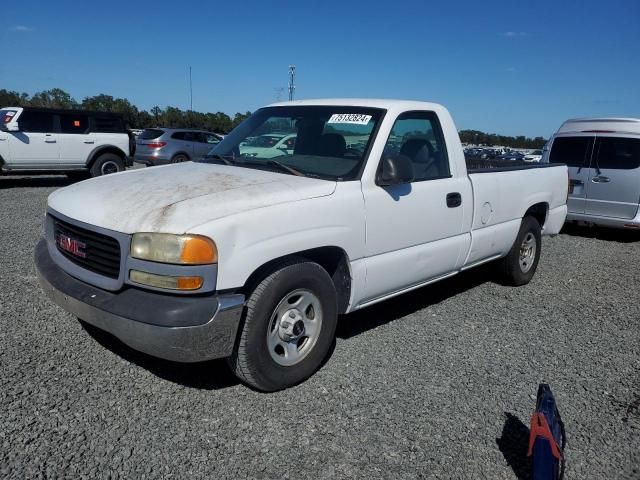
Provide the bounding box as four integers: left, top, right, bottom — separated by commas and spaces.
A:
0, 107, 133, 178
544, 117, 640, 229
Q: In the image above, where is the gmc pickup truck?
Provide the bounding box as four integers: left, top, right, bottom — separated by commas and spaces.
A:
35, 99, 568, 391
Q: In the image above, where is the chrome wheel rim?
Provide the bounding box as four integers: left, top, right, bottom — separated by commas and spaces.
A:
101, 160, 120, 175
519, 232, 536, 273
267, 289, 323, 367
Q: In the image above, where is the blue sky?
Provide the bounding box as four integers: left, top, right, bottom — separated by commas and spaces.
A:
1, 0, 638, 137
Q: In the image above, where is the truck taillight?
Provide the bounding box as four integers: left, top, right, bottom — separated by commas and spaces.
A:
146, 142, 167, 149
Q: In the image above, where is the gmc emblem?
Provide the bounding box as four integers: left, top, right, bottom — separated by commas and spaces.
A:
56, 233, 86, 258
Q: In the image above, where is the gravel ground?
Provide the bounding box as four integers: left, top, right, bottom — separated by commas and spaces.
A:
1, 174, 639, 479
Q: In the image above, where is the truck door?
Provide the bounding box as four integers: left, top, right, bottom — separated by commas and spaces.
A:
7, 110, 59, 167
548, 135, 594, 215
361, 111, 471, 303
585, 135, 640, 219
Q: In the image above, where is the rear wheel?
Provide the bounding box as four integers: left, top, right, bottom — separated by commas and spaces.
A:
228, 259, 338, 392
90, 153, 125, 177
498, 215, 542, 286
171, 154, 189, 163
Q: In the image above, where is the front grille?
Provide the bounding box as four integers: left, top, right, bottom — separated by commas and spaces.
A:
53, 217, 121, 279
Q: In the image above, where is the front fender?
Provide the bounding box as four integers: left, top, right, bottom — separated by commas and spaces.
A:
191, 182, 366, 290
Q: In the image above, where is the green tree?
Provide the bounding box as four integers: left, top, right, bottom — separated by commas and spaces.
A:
136, 110, 155, 128
0, 89, 30, 107
232, 111, 251, 128
29, 88, 76, 109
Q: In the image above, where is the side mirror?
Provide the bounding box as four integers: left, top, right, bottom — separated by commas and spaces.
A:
377, 154, 414, 186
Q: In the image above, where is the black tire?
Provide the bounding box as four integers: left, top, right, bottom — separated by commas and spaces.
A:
171, 154, 189, 163
499, 215, 542, 286
228, 259, 338, 392
90, 153, 125, 177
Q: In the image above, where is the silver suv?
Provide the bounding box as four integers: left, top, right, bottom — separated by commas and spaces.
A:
134, 128, 222, 166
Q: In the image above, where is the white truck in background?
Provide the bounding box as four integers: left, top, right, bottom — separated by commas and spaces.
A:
35, 99, 568, 391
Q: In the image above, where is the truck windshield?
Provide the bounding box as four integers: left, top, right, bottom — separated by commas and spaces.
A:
199, 106, 384, 181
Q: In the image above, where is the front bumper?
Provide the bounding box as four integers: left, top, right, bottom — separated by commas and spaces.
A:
35, 239, 245, 362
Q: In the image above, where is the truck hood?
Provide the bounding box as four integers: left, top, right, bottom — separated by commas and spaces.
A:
48, 163, 337, 234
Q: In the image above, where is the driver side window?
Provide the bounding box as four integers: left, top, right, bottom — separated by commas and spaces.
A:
384, 112, 450, 182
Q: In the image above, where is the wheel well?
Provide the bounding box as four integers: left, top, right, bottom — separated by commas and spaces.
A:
87, 146, 127, 167
524, 202, 548, 227
242, 247, 352, 314
172, 152, 190, 161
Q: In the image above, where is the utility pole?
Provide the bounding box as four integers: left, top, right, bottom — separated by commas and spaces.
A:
189, 66, 193, 111
288, 65, 296, 101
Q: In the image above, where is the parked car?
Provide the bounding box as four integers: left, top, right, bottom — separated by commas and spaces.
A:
240, 133, 296, 158
0, 107, 133, 178
524, 149, 543, 162
482, 149, 496, 159
464, 147, 485, 159
35, 99, 568, 391
544, 117, 640, 229
134, 128, 222, 166
498, 151, 525, 161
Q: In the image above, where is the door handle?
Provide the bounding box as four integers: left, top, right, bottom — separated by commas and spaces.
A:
446, 192, 462, 208
83, 140, 95, 144
44, 135, 56, 143
591, 176, 610, 183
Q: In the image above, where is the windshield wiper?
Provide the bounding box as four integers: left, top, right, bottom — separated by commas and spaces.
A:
264, 159, 304, 177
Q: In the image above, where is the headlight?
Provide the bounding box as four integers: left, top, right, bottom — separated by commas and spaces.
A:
131, 233, 217, 264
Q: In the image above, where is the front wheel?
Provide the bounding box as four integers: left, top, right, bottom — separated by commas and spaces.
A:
498, 215, 542, 286
228, 259, 338, 392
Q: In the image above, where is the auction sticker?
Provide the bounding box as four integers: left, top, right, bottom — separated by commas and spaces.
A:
327, 113, 372, 125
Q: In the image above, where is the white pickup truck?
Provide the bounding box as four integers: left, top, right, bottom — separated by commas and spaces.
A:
36, 99, 568, 391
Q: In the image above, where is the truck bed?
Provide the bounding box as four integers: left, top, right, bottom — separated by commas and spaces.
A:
466, 160, 563, 173
462, 163, 568, 268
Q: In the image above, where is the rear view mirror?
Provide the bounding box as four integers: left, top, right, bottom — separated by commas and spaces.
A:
377, 154, 414, 186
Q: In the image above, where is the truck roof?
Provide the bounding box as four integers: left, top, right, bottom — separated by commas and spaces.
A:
557, 117, 640, 135
267, 98, 446, 111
